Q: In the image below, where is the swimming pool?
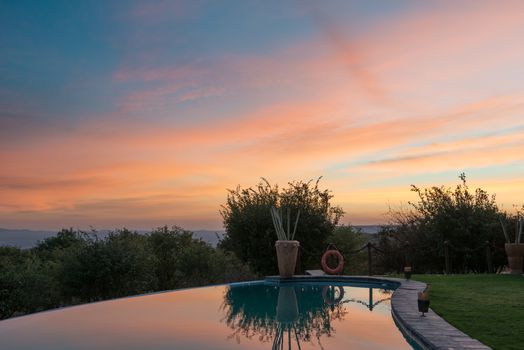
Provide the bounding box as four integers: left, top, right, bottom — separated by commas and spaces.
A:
0, 279, 417, 349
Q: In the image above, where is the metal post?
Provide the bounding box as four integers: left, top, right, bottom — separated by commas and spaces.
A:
485, 241, 493, 273
367, 242, 373, 276
404, 240, 410, 267
368, 287, 373, 311
444, 240, 450, 275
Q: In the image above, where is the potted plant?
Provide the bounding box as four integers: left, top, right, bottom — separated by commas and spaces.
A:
270, 206, 300, 278
500, 215, 524, 275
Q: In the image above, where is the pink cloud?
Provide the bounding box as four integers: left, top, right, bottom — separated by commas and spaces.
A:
4, 1, 524, 228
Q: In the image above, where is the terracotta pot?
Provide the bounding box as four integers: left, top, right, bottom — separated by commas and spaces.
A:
505, 243, 524, 275
275, 240, 299, 278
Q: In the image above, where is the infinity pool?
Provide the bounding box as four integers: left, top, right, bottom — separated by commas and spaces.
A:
0, 280, 416, 350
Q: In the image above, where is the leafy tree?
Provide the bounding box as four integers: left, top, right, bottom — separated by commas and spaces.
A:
1, 226, 255, 320
376, 174, 506, 273
220, 178, 344, 275
175, 239, 217, 287
149, 226, 195, 290
0, 247, 28, 318
328, 225, 369, 275
210, 248, 255, 283
0, 247, 60, 318
34, 228, 86, 256
59, 229, 156, 302
148, 226, 254, 290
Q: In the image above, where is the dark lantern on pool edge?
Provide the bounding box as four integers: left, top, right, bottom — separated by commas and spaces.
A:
417, 285, 430, 317
417, 299, 430, 316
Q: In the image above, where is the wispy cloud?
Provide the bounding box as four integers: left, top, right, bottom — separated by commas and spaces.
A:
302, 3, 389, 104
3, 1, 524, 228
0, 176, 115, 190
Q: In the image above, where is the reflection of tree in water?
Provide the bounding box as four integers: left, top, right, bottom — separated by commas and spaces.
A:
221, 284, 347, 349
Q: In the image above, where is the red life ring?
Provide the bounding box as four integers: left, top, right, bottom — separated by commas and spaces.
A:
321, 249, 344, 275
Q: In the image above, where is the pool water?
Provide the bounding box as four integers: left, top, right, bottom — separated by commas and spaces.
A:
0, 281, 416, 349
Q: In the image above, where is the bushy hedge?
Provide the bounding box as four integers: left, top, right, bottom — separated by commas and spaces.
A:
219, 178, 344, 275
374, 174, 508, 274
0, 227, 254, 320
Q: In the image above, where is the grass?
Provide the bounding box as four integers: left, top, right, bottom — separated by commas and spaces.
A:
413, 274, 524, 350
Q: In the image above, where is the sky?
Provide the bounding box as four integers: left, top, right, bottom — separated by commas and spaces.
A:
1, 0, 524, 231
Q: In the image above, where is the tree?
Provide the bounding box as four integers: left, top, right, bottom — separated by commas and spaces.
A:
0, 247, 60, 318
375, 174, 506, 273
59, 229, 156, 302
1, 226, 255, 320
149, 226, 195, 290
34, 228, 85, 256
148, 226, 255, 290
220, 178, 344, 275
328, 225, 369, 275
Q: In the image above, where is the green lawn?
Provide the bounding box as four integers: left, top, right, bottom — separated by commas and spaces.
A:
414, 274, 524, 350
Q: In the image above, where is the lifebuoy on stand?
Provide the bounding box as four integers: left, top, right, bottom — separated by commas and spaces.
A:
321, 245, 344, 275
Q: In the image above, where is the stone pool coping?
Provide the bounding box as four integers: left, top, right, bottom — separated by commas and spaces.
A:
265, 275, 491, 350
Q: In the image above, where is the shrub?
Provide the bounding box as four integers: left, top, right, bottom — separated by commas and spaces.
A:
0, 247, 60, 318
0, 226, 256, 320
375, 174, 506, 273
328, 225, 369, 275
220, 178, 344, 275
149, 226, 195, 290
59, 229, 156, 302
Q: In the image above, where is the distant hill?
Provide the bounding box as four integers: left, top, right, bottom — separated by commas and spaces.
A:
0, 225, 381, 249
0, 229, 57, 249
0, 228, 225, 249
192, 230, 224, 246
353, 225, 382, 234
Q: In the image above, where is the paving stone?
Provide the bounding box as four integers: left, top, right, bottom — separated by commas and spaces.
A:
305, 269, 326, 276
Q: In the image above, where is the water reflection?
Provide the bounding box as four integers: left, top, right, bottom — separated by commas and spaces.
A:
0, 283, 409, 350
222, 284, 392, 349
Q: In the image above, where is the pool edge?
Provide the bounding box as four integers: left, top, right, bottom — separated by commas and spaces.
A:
0, 275, 494, 350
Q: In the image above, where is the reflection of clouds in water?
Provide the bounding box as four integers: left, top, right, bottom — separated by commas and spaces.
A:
221, 284, 393, 348
0, 283, 409, 350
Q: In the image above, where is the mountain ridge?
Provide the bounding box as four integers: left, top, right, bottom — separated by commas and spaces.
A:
0, 225, 382, 249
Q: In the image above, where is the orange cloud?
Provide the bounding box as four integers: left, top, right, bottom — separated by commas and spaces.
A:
3, 1, 524, 228
3, 91, 524, 228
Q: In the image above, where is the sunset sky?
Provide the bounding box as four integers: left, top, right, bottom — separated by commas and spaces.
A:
1, 0, 524, 231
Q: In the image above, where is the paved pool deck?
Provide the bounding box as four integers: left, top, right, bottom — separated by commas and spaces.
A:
265, 275, 491, 350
